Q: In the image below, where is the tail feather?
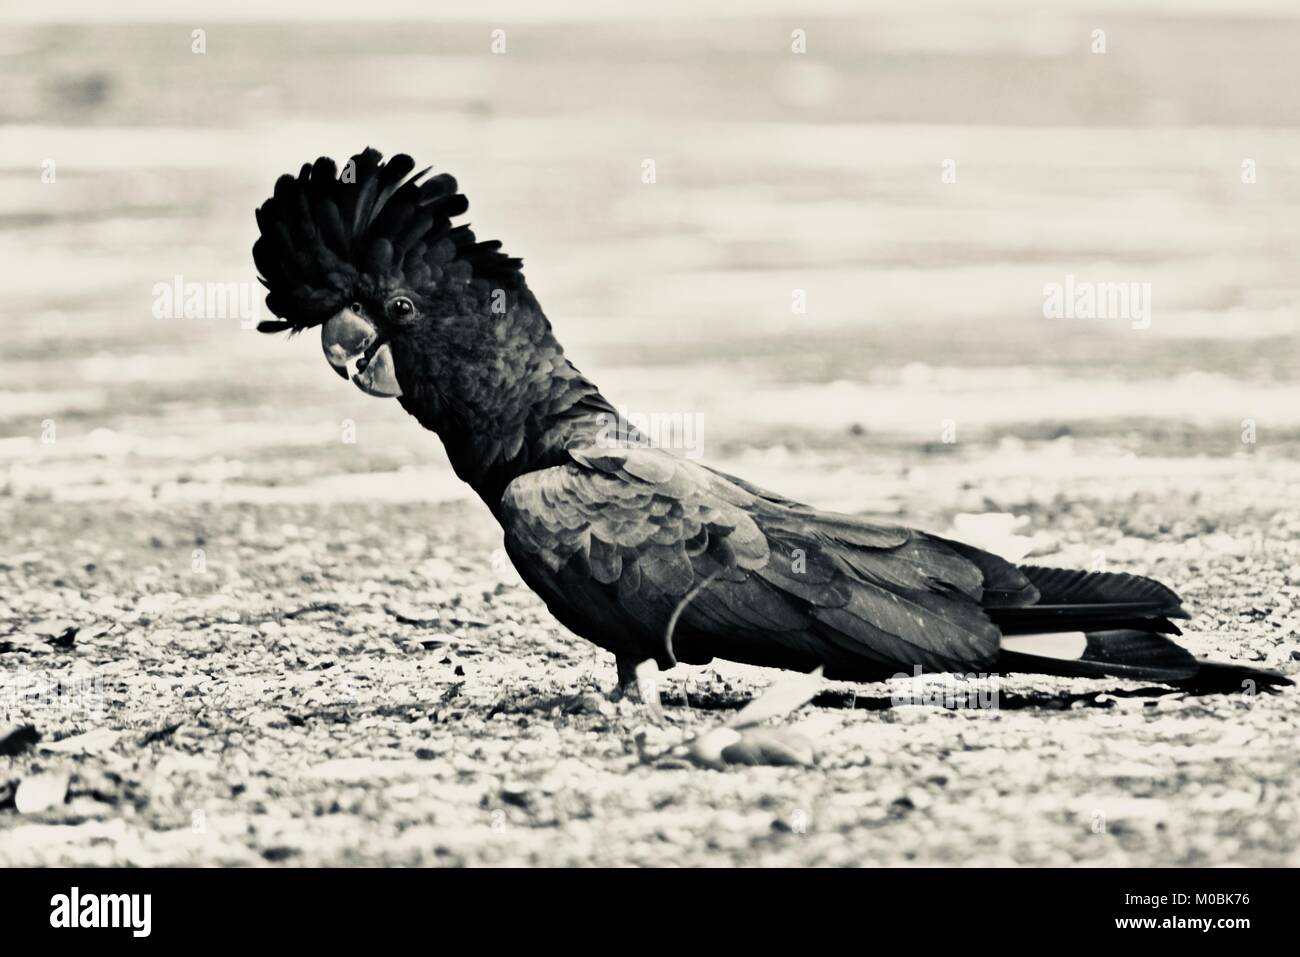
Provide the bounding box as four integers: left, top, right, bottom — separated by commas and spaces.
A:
1180, 660, 1293, 693
1018, 565, 1187, 613
1000, 629, 1199, 684
999, 629, 1291, 690
993, 606, 1185, 634
991, 566, 1292, 692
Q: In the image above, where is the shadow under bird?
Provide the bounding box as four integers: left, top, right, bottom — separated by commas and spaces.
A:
253, 149, 1291, 697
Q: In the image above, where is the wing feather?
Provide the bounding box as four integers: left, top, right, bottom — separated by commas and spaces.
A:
501, 446, 1002, 674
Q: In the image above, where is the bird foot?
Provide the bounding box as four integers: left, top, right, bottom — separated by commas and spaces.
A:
614, 655, 665, 721
558, 657, 648, 718
613, 654, 647, 701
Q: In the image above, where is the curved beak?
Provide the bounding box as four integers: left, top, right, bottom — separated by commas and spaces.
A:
321, 307, 403, 398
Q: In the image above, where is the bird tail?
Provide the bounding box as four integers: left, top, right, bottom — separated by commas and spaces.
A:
991, 566, 1291, 692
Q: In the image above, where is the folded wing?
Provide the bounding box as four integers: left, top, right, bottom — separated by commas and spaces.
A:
501, 446, 1016, 678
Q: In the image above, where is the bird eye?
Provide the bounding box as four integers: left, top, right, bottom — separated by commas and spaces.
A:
350, 302, 363, 314
387, 296, 415, 319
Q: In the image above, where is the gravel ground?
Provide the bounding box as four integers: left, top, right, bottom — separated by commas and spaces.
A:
3, 449, 1297, 867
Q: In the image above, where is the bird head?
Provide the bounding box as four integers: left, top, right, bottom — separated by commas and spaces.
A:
252, 148, 525, 400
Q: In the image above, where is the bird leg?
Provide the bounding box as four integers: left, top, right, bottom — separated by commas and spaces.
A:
611, 654, 642, 701
611, 656, 669, 724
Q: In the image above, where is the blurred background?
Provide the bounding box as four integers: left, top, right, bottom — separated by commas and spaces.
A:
5, 0, 1300, 869
4, 0, 1300, 521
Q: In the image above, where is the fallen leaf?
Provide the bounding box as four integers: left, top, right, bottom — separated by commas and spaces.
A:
687, 726, 743, 769
725, 728, 817, 767
727, 667, 823, 730
687, 726, 818, 769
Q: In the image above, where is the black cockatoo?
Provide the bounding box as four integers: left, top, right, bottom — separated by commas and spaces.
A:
252, 149, 1290, 695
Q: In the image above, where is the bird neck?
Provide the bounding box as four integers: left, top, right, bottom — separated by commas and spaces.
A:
398, 306, 625, 514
